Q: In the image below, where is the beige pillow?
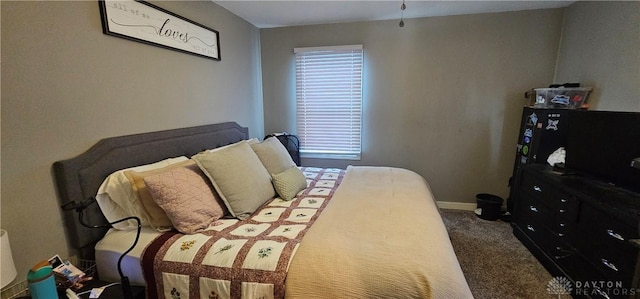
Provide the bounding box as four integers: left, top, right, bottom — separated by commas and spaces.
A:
144, 164, 226, 234
272, 166, 308, 200
251, 137, 296, 175
95, 156, 189, 230
192, 142, 275, 220
205, 138, 259, 153
124, 160, 196, 231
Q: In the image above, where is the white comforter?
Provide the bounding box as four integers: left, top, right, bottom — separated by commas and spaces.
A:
285, 166, 473, 298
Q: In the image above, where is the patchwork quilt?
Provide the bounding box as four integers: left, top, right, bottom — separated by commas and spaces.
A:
141, 167, 345, 299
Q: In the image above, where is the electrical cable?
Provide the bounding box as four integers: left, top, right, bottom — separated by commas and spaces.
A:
64, 198, 140, 299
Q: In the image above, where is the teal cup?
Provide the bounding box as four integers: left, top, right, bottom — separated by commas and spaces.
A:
27, 261, 57, 299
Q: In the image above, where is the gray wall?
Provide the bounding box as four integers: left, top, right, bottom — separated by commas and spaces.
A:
555, 1, 640, 111
261, 9, 565, 205
1, 1, 262, 281
2, 0, 638, 290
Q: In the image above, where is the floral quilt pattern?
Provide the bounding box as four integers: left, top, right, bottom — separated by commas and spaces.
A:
142, 167, 344, 299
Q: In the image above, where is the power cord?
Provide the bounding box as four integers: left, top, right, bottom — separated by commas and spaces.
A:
62, 198, 140, 299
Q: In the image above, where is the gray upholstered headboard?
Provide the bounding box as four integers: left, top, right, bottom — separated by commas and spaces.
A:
53, 122, 249, 259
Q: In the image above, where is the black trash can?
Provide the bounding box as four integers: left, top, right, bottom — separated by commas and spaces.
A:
475, 193, 504, 221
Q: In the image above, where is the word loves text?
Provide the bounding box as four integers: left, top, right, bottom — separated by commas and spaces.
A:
109, 2, 193, 44
159, 19, 189, 43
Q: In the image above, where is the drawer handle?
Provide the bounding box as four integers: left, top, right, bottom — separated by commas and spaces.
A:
558, 233, 565, 237
601, 259, 619, 272
529, 206, 538, 212
533, 186, 542, 192
559, 209, 566, 213
559, 223, 566, 227
554, 246, 572, 260
527, 225, 536, 232
607, 229, 625, 241
560, 198, 567, 203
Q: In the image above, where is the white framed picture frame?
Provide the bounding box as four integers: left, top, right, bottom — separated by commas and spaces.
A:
99, 0, 221, 61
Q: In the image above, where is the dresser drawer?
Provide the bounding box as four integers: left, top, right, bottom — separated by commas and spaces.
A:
520, 171, 579, 220
518, 193, 554, 227
518, 220, 556, 255
538, 226, 576, 263
576, 204, 639, 285
553, 193, 579, 222
520, 171, 554, 200
580, 243, 637, 285
552, 214, 576, 243
578, 204, 638, 251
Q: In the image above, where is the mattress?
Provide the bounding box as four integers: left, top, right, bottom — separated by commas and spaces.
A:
95, 227, 163, 286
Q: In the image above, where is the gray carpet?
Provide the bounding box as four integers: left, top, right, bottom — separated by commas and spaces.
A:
440, 209, 554, 298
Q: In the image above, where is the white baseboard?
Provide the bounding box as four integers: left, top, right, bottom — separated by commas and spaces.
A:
436, 201, 477, 211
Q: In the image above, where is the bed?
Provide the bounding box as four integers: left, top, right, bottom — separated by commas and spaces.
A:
53, 122, 473, 299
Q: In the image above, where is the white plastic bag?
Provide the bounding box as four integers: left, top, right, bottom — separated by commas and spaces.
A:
547, 147, 565, 166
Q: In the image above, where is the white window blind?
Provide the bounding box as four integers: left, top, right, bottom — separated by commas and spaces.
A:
294, 45, 363, 159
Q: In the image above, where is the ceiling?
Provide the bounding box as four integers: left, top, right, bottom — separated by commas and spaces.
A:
214, 1, 574, 29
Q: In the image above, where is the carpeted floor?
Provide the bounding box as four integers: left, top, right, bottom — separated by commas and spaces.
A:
440, 209, 554, 298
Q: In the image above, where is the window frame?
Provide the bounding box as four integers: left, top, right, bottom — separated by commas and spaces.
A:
294, 44, 364, 160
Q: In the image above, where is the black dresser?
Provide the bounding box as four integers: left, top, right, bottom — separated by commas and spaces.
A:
512, 164, 640, 298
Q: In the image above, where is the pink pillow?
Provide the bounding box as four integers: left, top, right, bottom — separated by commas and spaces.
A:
143, 164, 226, 234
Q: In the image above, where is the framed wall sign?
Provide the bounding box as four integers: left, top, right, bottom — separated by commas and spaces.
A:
98, 0, 221, 61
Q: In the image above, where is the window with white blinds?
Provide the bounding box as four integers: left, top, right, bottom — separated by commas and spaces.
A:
294, 45, 363, 159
